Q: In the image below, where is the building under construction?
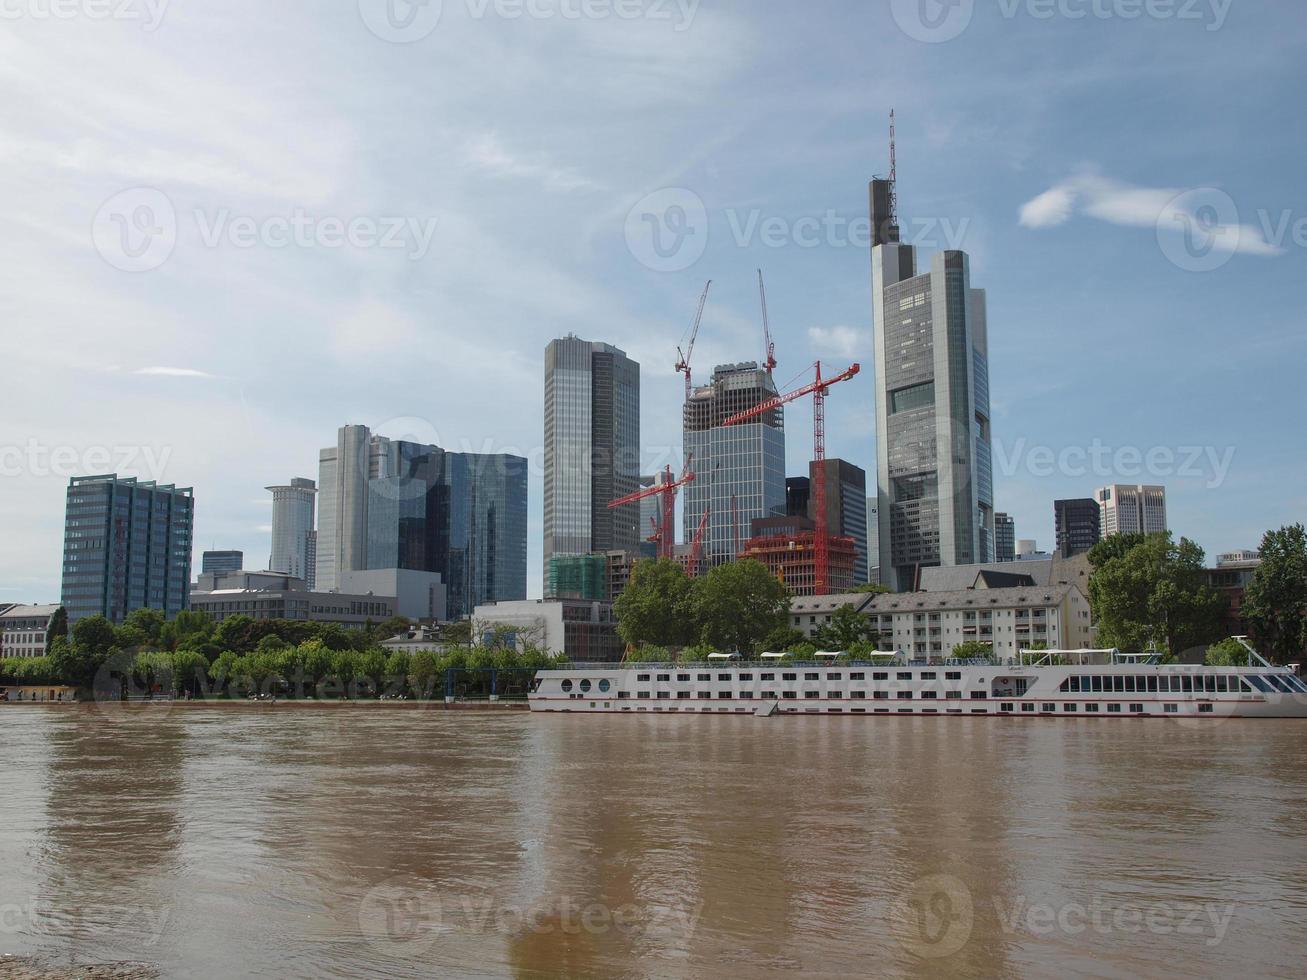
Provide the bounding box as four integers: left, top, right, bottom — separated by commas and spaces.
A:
742, 515, 857, 597
682, 362, 786, 566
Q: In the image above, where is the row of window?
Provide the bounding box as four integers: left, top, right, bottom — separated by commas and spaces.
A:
635, 670, 965, 683
616, 690, 993, 702
1060, 674, 1307, 695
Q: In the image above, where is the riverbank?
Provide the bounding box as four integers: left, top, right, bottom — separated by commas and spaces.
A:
0, 956, 157, 979
0, 699, 530, 710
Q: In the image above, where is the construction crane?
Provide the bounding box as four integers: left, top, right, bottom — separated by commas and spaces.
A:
608, 455, 696, 561
721, 362, 860, 595
675, 280, 711, 402
757, 270, 777, 375
689, 504, 711, 577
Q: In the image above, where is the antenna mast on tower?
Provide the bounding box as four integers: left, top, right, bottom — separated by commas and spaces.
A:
888, 108, 900, 239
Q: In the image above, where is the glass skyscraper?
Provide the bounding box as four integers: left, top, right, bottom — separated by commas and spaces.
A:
683, 362, 787, 565
267, 477, 317, 587
543, 337, 640, 587
60, 474, 194, 624
871, 177, 995, 592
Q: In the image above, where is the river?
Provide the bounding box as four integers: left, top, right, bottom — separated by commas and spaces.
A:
2, 706, 1305, 978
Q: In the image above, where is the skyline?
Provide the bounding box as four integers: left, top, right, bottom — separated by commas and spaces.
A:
4, 2, 1305, 603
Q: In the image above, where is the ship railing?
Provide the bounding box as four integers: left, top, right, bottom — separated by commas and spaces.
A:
547, 657, 997, 671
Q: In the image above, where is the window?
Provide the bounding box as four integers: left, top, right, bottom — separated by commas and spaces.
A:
718, 674, 731, 682
657, 674, 670, 682
921, 691, 937, 700
945, 671, 961, 680
718, 692, 733, 700
874, 691, 889, 700
579, 680, 592, 693
1107, 703, 1121, 712
1091, 676, 1103, 693
897, 672, 912, 680
677, 674, 689, 682
598, 680, 611, 693
618, 691, 630, 699
636, 674, 650, 682
805, 692, 820, 700
739, 673, 753, 681
850, 672, 865, 680
1085, 703, 1099, 713
1042, 703, 1056, 713
760, 673, 775, 681
740, 692, 754, 700
561, 680, 573, 692
656, 692, 670, 700
677, 691, 691, 700
920, 672, 936, 680
1164, 704, 1178, 713
970, 691, 987, 700
1063, 704, 1077, 712
638, 692, 651, 700
783, 673, 797, 681
1021, 703, 1035, 712
782, 692, 797, 700
1199, 703, 1214, 713
1147, 676, 1158, 692
829, 691, 843, 699
946, 691, 962, 700
1130, 704, 1144, 713
896, 691, 912, 700
1215, 676, 1228, 693
1000, 703, 1014, 712
805, 672, 820, 681
851, 691, 867, 699
873, 672, 888, 681
1113, 676, 1125, 693
698, 674, 711, 682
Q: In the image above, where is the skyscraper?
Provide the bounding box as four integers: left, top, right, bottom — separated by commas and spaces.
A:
317, 425, 527, 618
870, 173, 995, 592
267, 478, 317, 587
60, 475, 194, 624
683, 362, 786, 565
811, 459, 870, 584
866, 496, 880, 584
1054, 498, 1102, 557
543, 337, 641, 586
1096, 485, 1167, 538
994, 512, 1016, 563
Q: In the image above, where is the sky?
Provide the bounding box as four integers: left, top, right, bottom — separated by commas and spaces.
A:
2, 0, 1305, 603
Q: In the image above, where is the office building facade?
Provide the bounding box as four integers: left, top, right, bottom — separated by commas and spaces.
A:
60, 475, 194, 624
994, 513, 1016, 563
1096, 484, 1167, 537
810, 458, 870, 584
1054, 498, 1102, 557
870, 178, 995, 592
683, 362, 786, 565
201, 550, 243, 575
317, 425, 527, 619
543, 337, 641, 586
267, 478, 317, 588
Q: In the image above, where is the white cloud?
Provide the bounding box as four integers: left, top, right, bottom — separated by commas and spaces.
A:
1018, 173, 1284, 256
134, 367, 220, 379
461, 133, 597, 193
807, 325, 863, 359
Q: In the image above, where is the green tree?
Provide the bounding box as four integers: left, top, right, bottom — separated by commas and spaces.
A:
952, 640, 994, 659
613, 558, 695, 648
122, 608, 165, 646
1205, 637, 1249, 667
1088, 532, 1226, 658
49, 616, 118, 688
760, 626, 806, 653
812, 604, 876, 650
374, 616, 414, 642
45, 607, 68, 645
850, 582, 893, 595
213, 615, 258, 655
1243, 524, 1307, 664
689, 559, 789, 655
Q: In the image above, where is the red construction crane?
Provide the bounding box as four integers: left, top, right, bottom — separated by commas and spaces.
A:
675, 280, 711, 402
609, 455, 696, 561
721, 362, 860, 595
757, 270, 777, 375
689, 504, 711, 577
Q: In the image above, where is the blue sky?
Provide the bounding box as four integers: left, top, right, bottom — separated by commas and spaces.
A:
2, 0, 1304, 602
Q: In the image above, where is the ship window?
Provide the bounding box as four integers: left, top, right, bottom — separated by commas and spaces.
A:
874, 691, 889, 700
1287, 676, 1307, 693
740, 692, 754, 700
658, 674, 671, 682
805, 692, 820, 700
1107, 703, 1121, 713
1063, 678, 1074, 692
677, 674, 689, 681
897, 691, 912, 700
1270, 676, 1294, 693
783, 673, 797, 681
1130, 704, 1144, 713
1245, 675, 1270, 693
1063, 704, 1077, 712
1147, 676, 1158, 693
598, 680, 611, 693
637, 674, 650, 682
805, 673, 820, 681
782, 692, 797, 700
656, 692, 670, 700
873, 672, 888, 680
946, 691, 962, 700
1124, 677, 1136, 693
739, 673, 753, 681
698, 674, 711, 682
1216, 676, 1228, 693
830, 691, 843, 699
1021, 703, 1035, 712
618, 691, 630, 699
1113, 676, 1125, 693
561, 680, 573, 692
852, 691, 867, 699
921, 691, 937, 700
677, 692, 691, 700
718, 674, 731, 682
1000, 703, 1014, 712
1205, 676, 1217, 693
1199, 703, 1214, 713
945, 671, 961, 680
1164, 703, 1178, 713
897, 672, 912, 680
1085, 703, 1099, 713
760, 673, 775, 681
1091, 676, 1103, 693
1181, 676, 1193, 693
828, 673, 843, 680
580, 680, 592, 693
920, 672, 937, 680
970, 691, 987, 700
850, 672, 865, 680
1042, 704, 1056, 713
719, 692, 733, 699
638, 692, 651, 699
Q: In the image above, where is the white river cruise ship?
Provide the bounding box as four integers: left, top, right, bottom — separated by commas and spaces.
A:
529, 640, 1307, 720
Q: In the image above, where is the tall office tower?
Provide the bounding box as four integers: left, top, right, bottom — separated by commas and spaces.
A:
870, 171, 995, 592
866, 496, 880, 584
785, 477, 811, 517
60, 474, 194, 624
1096, 484, 1167, 538
267, 478, 317, 587
1054, 497, 1102, 557
994, 512, 1016, 563
543, 337, 641, 587
683, 362, 786, 564
316, 424, 391, 592
201, 550, 243, 575
811, 459, 870, 584
318, 425, 527, 617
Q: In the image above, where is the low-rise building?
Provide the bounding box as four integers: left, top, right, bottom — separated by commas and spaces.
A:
1207, 554, 1262, 637
338, 569, 446, 622
0, 604, 62, 659
190, 570, 395, 630
380, 626, 454, 655
788, 585, 1094, 659
472, 598, 623, 663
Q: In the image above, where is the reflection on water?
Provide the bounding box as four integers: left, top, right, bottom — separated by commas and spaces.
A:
2, 707, 1306, 978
